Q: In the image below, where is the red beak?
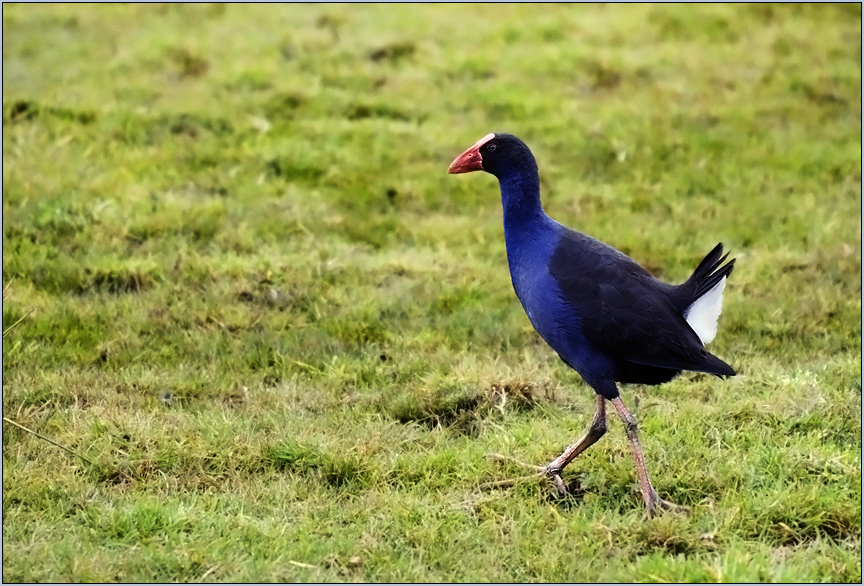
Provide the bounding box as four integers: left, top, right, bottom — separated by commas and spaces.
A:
448, 133, 495, 174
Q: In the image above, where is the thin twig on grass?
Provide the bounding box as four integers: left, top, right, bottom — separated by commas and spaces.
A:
479, 473, 546, 491
3, 416, 93, 465
287, 560, 319, 569
3, 308, 35, 338
2, 275, 35, 338
3, 275, 16, 299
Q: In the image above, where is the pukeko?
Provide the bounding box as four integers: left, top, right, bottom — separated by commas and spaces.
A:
448, 133, 735, 514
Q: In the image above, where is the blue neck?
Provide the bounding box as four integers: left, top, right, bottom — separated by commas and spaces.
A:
498, 168, 545, 234
497, 167, 559, 314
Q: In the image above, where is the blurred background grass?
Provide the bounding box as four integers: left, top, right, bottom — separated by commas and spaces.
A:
2, 3, 861, 582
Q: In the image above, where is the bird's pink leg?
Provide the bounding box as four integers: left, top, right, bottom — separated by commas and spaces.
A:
543, 394, 607, 494
610, 397, 688, 515
485, 395, 607, 494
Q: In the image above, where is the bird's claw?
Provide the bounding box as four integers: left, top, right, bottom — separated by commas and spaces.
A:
657, 497, 690, 514
484, 454, 578, 496
547, 469, 570, 497
643, 494, 690, 519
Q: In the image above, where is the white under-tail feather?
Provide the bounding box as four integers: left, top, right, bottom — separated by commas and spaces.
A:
684, 277, 726, 345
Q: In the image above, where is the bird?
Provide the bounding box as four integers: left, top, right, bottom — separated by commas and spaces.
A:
448, 133, 735, 514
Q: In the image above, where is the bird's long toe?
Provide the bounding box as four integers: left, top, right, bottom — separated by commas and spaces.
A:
485, 454, 579, 496
548, 471, 569, 496
487, 453, 547, 473
643, 493, 690, 519
657, 497, 690, 514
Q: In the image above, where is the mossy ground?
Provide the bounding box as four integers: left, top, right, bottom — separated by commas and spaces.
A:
3, 4, 861, 582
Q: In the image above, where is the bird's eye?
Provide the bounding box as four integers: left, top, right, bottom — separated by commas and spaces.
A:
487, 143, 497, 152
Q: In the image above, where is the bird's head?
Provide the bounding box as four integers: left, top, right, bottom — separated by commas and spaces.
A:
448, 133, 536, 178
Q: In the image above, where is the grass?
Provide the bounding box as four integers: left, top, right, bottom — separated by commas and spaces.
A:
2, 3, 861, 582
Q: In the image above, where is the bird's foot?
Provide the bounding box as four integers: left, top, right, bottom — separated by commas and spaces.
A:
643, 494, 690, 519
483, 454, 577, 497
480, 453, 546, 491
545, 468, 571, 497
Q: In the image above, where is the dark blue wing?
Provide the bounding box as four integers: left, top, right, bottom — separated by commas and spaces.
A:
548, 229, 734, 377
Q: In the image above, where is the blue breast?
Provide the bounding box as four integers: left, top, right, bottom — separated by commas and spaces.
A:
503, 216, 600, 376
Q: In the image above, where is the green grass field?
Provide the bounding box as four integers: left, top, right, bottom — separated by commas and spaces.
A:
3, 3, 861, 582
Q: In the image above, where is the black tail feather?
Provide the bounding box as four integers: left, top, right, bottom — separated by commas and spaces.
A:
681, 243, 735, 304
702, 350, 737, 378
